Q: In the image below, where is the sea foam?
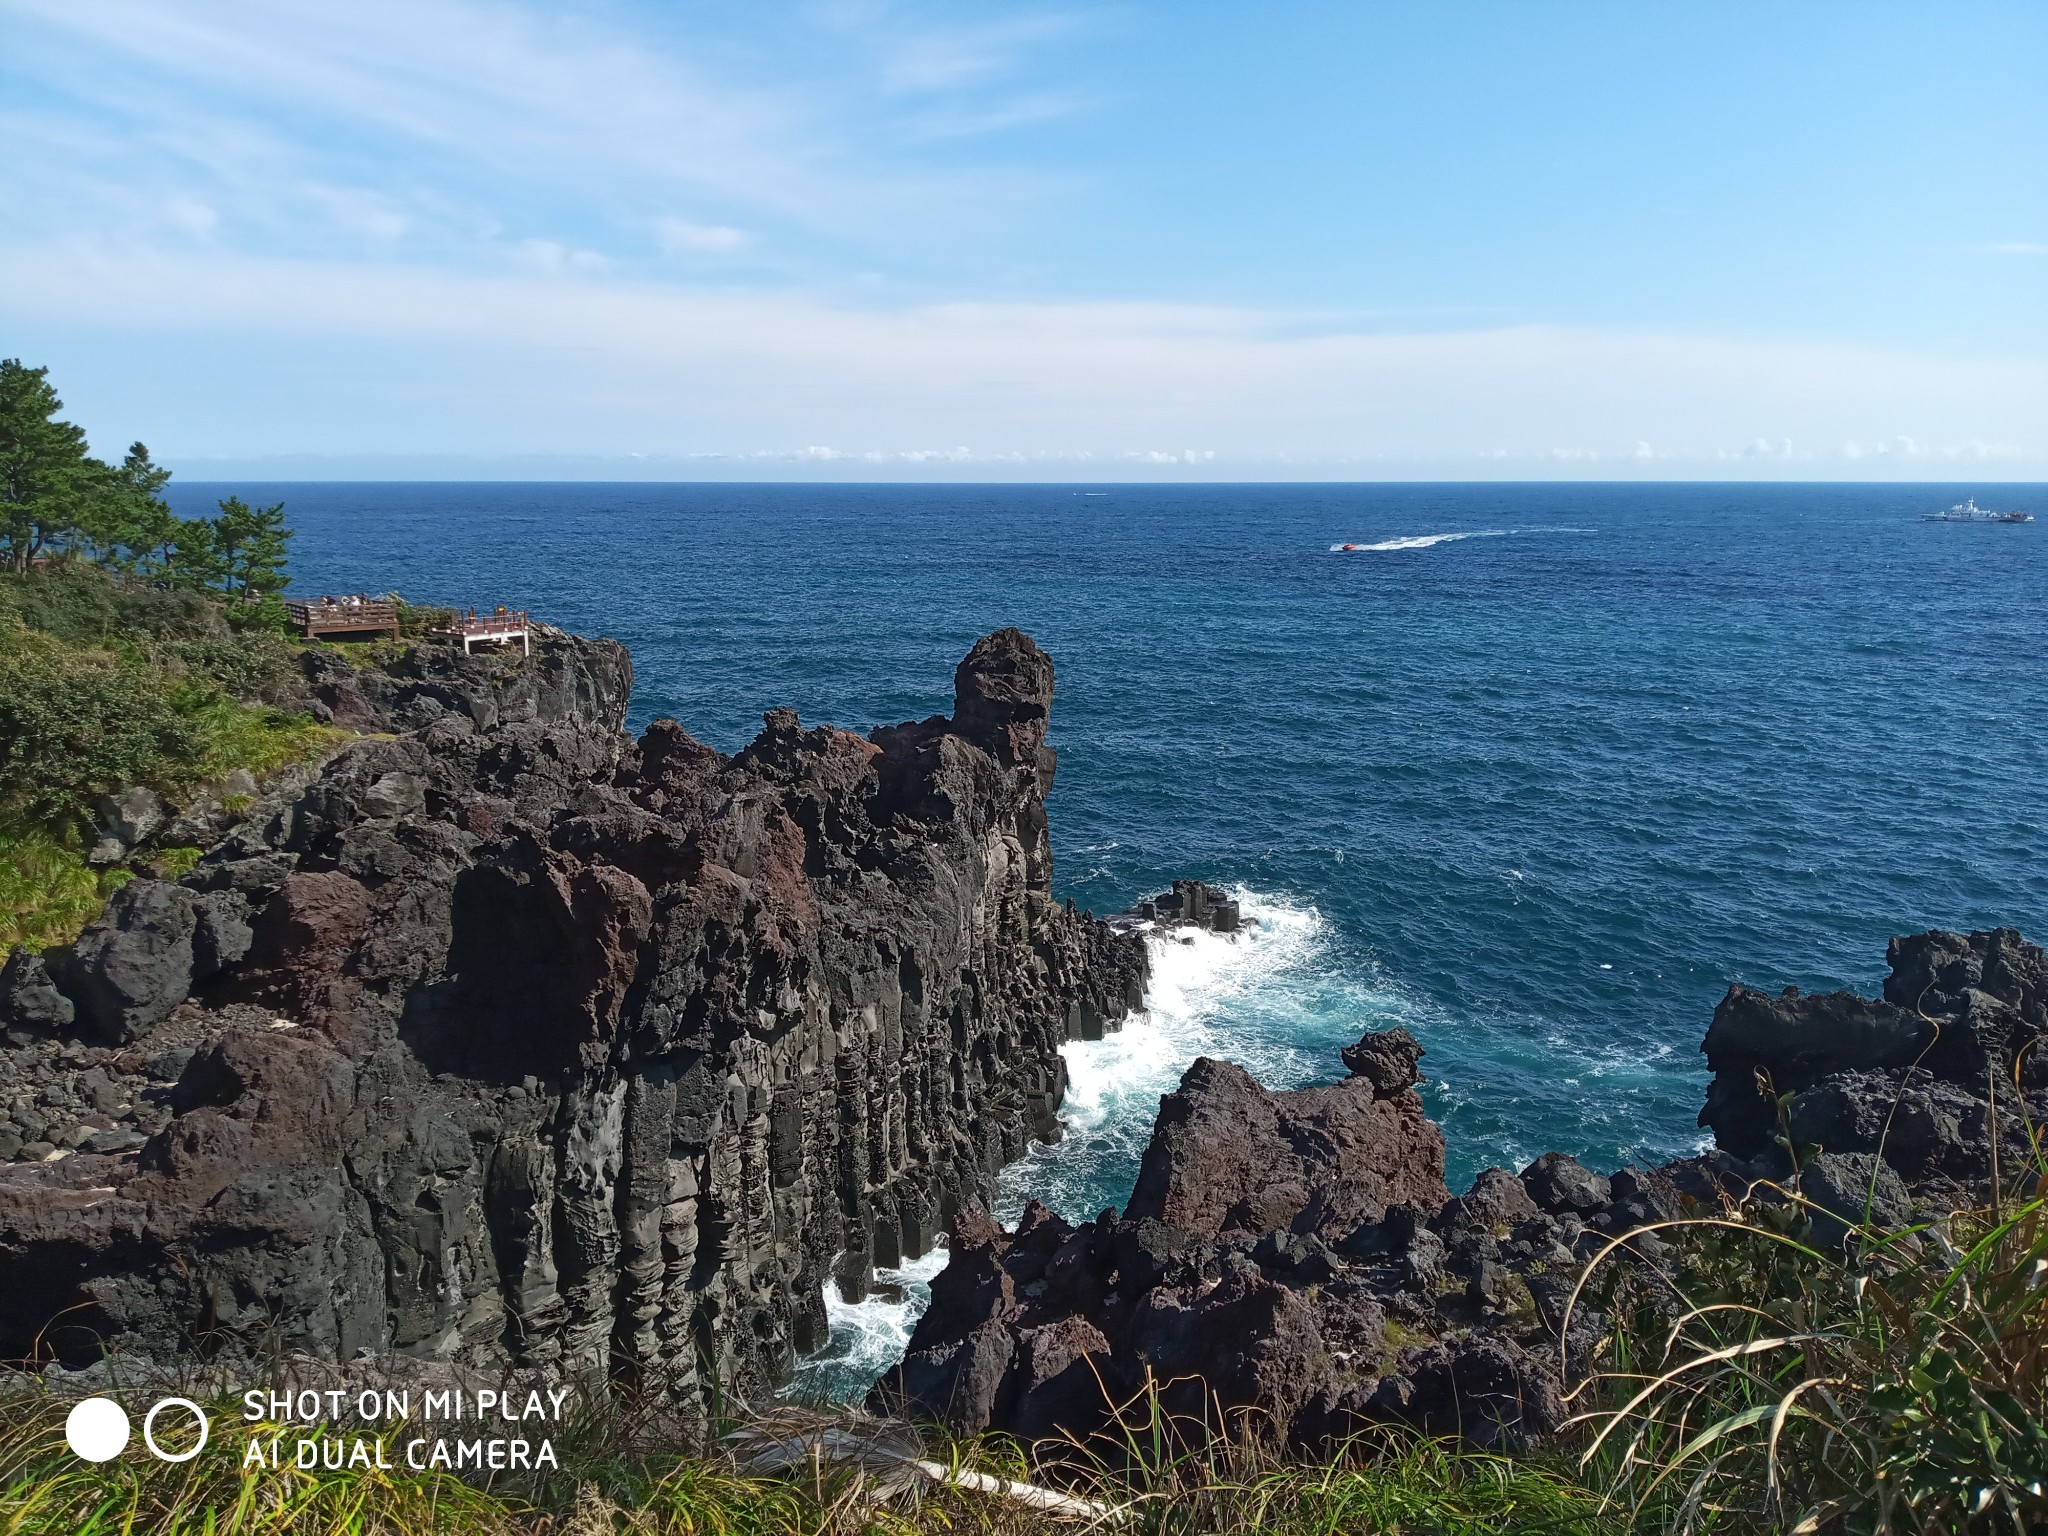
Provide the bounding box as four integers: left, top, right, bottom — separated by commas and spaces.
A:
787, 1245, 950, 1404
790, 889, 1332, 1400
994, 888, 1342, 1224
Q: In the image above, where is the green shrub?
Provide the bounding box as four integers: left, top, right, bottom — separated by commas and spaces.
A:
147, 846, 204, 880
0, 605, 332, 846
393, 594, 456, 638
0, 568, 223, 645
0, 572, 339, 949
177, 693, 335, 786
170, 632, 299, 703
0, 622, 202, 837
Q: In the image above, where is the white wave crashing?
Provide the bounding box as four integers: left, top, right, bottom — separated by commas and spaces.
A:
995, 888, 1342, 1223
797, 886, 1400, 1399
789, 1244, 949, 1401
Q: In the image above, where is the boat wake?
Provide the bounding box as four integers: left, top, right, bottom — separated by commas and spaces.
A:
1329, 525, 1589, 553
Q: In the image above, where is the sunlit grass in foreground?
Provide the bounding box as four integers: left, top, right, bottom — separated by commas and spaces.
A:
0, 1384, 1616, 1536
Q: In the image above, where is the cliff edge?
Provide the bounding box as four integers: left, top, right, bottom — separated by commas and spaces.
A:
0, 625, 1146, 1421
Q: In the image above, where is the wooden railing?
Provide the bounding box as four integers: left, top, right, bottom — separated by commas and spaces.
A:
430, 608, 532, 654
286, 597, 401, 639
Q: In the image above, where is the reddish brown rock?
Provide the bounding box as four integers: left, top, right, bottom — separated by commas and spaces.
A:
883, 930, 2048, 1456
1127, 1045, 1449, 1241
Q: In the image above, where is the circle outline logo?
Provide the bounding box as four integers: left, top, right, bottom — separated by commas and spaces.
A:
142, 1397, 209, 1463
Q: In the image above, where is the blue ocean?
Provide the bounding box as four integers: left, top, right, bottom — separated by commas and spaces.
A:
168, 480, 2048, 1392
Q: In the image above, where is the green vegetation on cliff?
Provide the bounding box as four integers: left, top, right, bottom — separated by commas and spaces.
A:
0, 360, 335, 950
1, 358, 288, 599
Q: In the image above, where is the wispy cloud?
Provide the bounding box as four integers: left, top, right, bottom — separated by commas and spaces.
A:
656, 219, 750, 256
4, 0, 2040, 476
3, 0, 1089, 265
1985, 242, 2048, 256
845, 7, 1088, 95
6, 241, 2041, 474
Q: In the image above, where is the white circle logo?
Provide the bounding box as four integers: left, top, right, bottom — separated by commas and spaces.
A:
143, 1397, 210, 1463
64, 1397, 130, 1462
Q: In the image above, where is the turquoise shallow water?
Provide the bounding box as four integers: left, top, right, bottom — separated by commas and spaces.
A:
168, 480, 2048, 1391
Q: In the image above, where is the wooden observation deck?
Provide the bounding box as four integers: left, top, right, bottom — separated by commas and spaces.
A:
432, 607, 532, 655
287, 595, 401, 640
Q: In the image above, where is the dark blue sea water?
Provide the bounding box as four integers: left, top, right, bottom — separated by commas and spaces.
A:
169, 480, 2048, 1385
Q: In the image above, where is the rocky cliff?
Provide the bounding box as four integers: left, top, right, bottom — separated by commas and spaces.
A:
0, 625, 1146, 1421
880, 929, 2048, 1451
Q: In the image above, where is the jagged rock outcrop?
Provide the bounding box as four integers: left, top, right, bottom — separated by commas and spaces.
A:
877, 1027, 1588, 1449
1700, 928, 2048, 1205
882, 930, 2048, 1452
0, 625, 1145, 1426
1125, 1047, 1446, 1240
1113, 880, 1242, 936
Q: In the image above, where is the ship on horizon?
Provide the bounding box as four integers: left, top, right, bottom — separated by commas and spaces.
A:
1925, 498, 2033, 523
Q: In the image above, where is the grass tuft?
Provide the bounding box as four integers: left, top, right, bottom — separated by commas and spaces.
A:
0, 1377, 1626, 1536
1569, 1118, 2048, 1531
0, 827, 131, 951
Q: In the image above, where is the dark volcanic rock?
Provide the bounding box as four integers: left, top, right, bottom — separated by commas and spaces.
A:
49, 881, 210, 1044
1115, 879, 1244, 936
0, 625, 1144, 1428
1340, 1026, 1425, 1098
1126, 1040, 1448, 1241
1700, 929, 2048, 1202
1798, 1151, 1911, 1248
1519, 1152, 1610, 1216
1699, 983, 1933, 1158
878, 1032, 1474, 1449
884, 928, 2048, 1453
0, 949, 74, 1039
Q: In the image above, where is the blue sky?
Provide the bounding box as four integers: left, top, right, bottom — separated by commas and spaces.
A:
3, 0, 2044, 479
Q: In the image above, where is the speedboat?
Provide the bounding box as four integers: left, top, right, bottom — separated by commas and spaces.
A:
1925, 498, 2033, 523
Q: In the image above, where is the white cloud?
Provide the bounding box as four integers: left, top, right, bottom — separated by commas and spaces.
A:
1986, 242, 2048, 256
858, 11, 1083, 95
1725, 437, 1796, 460
515, 239, 608, 274
6, 241, 2041, 476
656, 218, 749, 255
1841, 435, 2028, 462
166, 198, 218, 237
5, 0, 1075, 257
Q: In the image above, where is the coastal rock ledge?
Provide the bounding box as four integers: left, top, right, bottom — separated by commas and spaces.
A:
877, 930, 2048, 1451
0, 625, 1145, 1421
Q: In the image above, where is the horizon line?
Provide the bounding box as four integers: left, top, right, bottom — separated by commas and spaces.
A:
158, 475, 2048, 488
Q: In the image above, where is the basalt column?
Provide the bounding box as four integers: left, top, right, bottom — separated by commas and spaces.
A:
0, 626, 1148, 1423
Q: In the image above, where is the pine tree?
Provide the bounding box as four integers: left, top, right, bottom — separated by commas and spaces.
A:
107, 443, 179, 573
210, 496, 292, 598
0, 361, 294, 602
0, 359, 96, 573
